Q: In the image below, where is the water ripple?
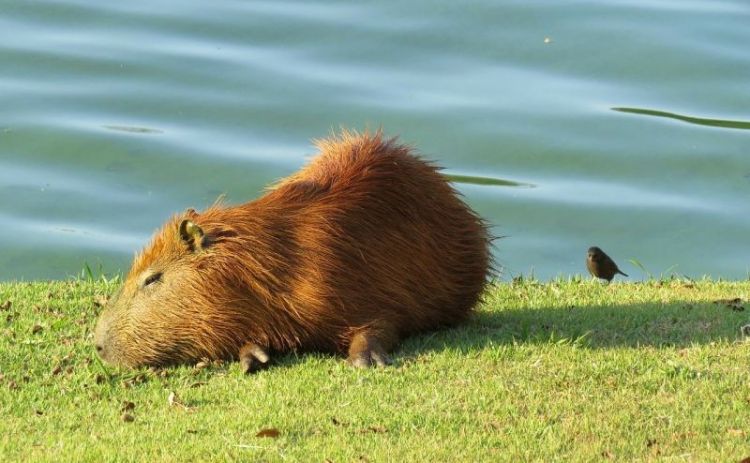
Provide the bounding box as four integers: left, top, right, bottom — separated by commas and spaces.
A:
445, 173, 535, 188
103, 125, 163, 134
0, 162, 144, 204
612, 107, 750, 130
1, 0, 749, 281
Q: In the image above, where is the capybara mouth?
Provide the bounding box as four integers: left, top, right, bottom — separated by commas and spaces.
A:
93, 311, 114, 363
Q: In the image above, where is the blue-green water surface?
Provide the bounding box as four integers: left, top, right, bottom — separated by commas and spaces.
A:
1, 1, 749, 281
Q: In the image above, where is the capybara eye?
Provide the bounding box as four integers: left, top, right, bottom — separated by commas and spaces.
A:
143, 272, 162, 287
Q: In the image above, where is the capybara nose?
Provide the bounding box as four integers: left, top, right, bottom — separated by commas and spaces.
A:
95, 343, 109, 362
94, 338, 118, 363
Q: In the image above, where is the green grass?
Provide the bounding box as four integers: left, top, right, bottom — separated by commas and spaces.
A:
1, 278, 749, 462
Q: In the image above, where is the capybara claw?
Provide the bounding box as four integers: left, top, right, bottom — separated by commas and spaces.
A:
239, 343, 270, 374
349, 354, 371, 369
371, 350, 393, 367
348, 349, 392, 368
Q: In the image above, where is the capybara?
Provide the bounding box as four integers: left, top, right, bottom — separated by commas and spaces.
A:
94, 131, 491, 372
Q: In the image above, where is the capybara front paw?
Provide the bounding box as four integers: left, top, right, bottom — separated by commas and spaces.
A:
239, 342, 270, 374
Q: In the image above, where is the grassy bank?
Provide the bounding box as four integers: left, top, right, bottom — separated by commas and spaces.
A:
1, 278, 749, 462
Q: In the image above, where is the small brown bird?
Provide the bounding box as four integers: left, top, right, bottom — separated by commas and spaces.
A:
586, 246, 628, 282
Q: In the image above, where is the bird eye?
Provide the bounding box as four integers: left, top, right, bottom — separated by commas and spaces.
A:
143, 272, 162, 287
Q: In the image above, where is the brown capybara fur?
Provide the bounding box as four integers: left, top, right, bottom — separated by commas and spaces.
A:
94, 131, 491, 371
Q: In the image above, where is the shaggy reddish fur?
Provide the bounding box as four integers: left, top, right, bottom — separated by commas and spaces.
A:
94, 131, 491, 367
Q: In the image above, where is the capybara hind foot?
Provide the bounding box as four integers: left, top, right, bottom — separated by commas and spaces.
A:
347, 328, 396, 368
239, 342, 270, 374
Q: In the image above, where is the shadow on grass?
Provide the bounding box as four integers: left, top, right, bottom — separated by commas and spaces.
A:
80, 296, 749, 381
397, 300, 749, 357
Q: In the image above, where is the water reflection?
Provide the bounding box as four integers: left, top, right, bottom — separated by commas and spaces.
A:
103, 125, 164, 134
445, 174, 535, 188
612, 107, 750, 130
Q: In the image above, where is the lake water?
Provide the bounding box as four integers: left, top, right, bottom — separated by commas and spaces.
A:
1, 0, 749, 281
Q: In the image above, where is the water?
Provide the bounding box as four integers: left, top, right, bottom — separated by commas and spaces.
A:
1, 0, 749, 281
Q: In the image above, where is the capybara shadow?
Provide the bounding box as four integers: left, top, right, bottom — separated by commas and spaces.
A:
393, 296, 748, 361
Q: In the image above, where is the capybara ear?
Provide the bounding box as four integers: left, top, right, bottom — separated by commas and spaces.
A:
179, 219, 205, 251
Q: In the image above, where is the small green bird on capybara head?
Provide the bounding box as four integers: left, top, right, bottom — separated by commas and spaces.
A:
94, 131, 492, 372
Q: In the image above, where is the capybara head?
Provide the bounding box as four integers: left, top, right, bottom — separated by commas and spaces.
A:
94, 212, 241, 367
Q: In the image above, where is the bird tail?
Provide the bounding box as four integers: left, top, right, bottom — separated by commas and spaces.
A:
617, 270, 628, 277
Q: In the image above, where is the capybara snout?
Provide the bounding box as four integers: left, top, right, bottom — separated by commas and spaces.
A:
94, 131, 491, 371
